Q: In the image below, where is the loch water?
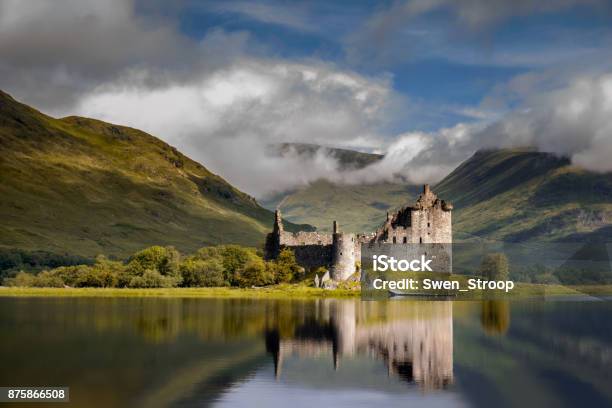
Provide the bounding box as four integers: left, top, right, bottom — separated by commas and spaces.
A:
0, 297, 611, 407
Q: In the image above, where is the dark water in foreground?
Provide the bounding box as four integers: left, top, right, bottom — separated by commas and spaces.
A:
0, 297, 611, 408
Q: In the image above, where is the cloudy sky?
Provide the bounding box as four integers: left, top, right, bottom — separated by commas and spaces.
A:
1, 0, 611, 197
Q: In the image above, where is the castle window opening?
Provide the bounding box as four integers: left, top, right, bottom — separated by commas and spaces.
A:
427, 222, 430, 227
393, 237, 396, 243
419, 237, 423, 243
403, 237, 407, 243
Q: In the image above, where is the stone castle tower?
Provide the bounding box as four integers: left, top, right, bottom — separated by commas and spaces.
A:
330, 221, 355, 281
374, 184, 453, 244
265, 184, 452, 281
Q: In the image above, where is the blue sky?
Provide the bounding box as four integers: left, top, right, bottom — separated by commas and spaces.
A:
170, 0, 612, 129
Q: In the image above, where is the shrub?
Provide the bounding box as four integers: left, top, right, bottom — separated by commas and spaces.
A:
235, 258, 274, 287
3, 271, 36, 287
218, 245, 257, 285
75, 257, 123, 288
194, 246, 223, 260
180, 258, 225, 287
32, 270, 64, 288
125, 246, 181, 287
45, 265, 86, 287
273, 249, 301, 283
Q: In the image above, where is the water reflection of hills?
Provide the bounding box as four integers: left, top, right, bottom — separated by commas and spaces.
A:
265, 300, 453, 391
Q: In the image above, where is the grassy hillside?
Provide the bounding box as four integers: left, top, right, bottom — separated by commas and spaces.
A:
261, 180, 420, 233
264, 145, 612, 241
0, 90, 306, 259
435, 148, 612, 242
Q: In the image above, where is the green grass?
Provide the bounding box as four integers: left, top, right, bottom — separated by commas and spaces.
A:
2, 281, 608, 299
0, 284, 361, 299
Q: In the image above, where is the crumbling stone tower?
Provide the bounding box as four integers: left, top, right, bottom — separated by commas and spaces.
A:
374, 184, 452, 244
330, 221, 356, 281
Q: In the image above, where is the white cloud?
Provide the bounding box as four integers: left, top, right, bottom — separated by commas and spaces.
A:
357, 72, 612, 184
210, 1, 315, 32
71, 59, 396, 196
482, 73, 612, 171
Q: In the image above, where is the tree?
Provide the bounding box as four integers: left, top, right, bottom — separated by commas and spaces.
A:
219, 245, 256, 285
480, 253, 509, 281
274, 248, 301, 283
235, 258, 274, 287
124, 246, 182, 287
180, 258, 225, 287
75, 256, 123, 287
32, 270, 64, 287
3, 271, 35, 287
128, 269, 173, 288
48, 265, 87, 287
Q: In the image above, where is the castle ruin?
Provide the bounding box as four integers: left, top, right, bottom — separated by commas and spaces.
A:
265, 184, 453, 280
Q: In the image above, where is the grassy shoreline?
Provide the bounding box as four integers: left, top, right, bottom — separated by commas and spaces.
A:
0, 285, 361, 299
1, 283, 610, 299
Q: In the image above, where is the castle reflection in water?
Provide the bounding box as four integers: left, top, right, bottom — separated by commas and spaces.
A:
265, 300, 453, 391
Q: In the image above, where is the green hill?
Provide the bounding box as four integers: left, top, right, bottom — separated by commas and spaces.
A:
435, 148, 612, 242
0, 90, 307, 259
261, 180, 420, 233
265, 146, 612, 241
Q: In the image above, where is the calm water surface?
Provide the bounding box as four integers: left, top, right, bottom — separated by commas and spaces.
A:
0, 297, 611, 407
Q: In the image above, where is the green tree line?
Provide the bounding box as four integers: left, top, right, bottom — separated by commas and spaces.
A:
3, 245, 302, 288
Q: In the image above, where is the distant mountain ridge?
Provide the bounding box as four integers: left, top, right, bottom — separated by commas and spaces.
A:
272, 143, 383, 171
266, 145, 612, 242
0, 90, 309, 258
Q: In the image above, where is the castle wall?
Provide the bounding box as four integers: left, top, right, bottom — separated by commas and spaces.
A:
291, 244, 333, 270
280, 231, 332, 246
274, 231, 334, 270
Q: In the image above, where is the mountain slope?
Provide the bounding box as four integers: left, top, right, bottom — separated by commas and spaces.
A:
435, 148, 612, 242
263, 144, 612, 241
261, 180, 420, 233
0, 90, 306, 258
